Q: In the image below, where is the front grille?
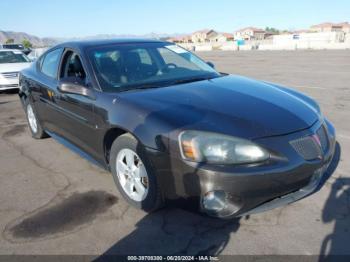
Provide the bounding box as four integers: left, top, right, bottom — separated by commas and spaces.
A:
1, 72, 19, 79
290, 136, 322, 160
290, 124, 329, 160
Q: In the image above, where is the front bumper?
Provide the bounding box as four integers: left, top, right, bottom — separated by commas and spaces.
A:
240, 155, 332, 217
150, 119, 336, 218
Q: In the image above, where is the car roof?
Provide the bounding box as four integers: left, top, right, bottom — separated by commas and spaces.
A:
54, 38, 168, 51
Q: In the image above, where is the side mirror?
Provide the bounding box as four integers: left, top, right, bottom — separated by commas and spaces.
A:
207, 61, 215, 69
58, 77, 95, 99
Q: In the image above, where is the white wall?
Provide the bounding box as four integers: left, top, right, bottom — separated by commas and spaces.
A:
273, 32, 344, 45
177, 32, 350, 51
259, 42, 350, 51
179, 43, 213, 51
346, 34, 350, 43
220, 43, 238, 51
256, 31, 350, 50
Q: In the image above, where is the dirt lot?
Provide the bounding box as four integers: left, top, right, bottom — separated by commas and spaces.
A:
0, 50, 349, 258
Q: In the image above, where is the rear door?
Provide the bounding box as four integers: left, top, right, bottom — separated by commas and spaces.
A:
33, 47, 64, 134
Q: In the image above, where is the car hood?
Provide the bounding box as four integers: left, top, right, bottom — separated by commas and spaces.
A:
0, 62, 31, 73
119, 75, 320, 139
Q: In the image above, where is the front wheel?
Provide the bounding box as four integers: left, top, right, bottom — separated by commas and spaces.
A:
110, 133, 163, 212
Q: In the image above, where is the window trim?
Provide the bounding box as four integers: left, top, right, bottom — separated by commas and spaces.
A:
58, 48, 92, 88
38, 47, 64, 80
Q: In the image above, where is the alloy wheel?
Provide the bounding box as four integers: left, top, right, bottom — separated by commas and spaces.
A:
116, 148, 149, 202
27, 104, 38, 134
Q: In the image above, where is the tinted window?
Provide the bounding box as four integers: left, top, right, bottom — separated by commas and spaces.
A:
41, 48, 63, 78
158, 47, 200, 70
60, 51, 86, 80
132, 48, 153, 65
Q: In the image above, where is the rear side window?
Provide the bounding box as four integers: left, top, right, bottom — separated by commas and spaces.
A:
41, 48, 63, 78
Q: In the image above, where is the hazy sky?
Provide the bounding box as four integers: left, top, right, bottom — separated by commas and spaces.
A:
1, 0, 349, 37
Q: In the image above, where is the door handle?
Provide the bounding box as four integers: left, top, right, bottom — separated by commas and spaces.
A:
56, 87, 67, 99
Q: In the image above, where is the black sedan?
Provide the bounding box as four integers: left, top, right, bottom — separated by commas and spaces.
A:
18, 39, 336, 218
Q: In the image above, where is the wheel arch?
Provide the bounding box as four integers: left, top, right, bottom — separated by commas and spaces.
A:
103, 127, 128, 166
103, 126, 151, 167
103, 122, 169, 167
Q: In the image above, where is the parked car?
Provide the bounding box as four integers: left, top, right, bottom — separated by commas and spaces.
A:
0, 49, 32, 91
18, 39, 336, 218
0, 43, 32, 55
27, 48, 48, 62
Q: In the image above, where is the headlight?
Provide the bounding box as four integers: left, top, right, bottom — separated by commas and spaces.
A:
179, 131, 269, 164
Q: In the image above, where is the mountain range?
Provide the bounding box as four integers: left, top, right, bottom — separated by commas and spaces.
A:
0, 30, 57, 47
0, 30, 178, 47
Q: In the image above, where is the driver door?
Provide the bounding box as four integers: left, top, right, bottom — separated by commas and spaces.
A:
56, 49, 100, 160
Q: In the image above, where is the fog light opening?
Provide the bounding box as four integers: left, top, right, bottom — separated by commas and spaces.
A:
202, 191, 228, 212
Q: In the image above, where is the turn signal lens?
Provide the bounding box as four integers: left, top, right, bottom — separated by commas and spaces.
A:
181, 140, 197, 160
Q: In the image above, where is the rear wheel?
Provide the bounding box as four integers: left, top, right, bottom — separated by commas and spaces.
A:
110, 133, 163, 212
25, 99, 48, 139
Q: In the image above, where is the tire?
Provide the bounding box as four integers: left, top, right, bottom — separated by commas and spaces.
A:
24, 98, 49, 139
110, 133, 163, 212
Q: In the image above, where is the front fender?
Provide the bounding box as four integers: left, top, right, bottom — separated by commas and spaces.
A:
266, 82, 321, 115
95, 95, 173, 152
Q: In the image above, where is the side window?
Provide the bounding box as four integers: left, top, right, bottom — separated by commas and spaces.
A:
60, 51, 86, 81
41, 48, 63, 78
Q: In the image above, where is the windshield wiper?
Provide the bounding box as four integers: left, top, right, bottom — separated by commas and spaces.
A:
169, 76, 216, 86
120, 75, 219, 92
122, 83, 166, 91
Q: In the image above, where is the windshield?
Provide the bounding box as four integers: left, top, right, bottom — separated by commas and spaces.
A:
0, 51, 30, 64
87, 42, 221, 92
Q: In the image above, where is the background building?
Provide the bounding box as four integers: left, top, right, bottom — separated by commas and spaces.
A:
310, 22, 350, 33
165, 21, 350, 51
209, 33, 234, 43
191, 29, 217, 43
234, 27, 266, 40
